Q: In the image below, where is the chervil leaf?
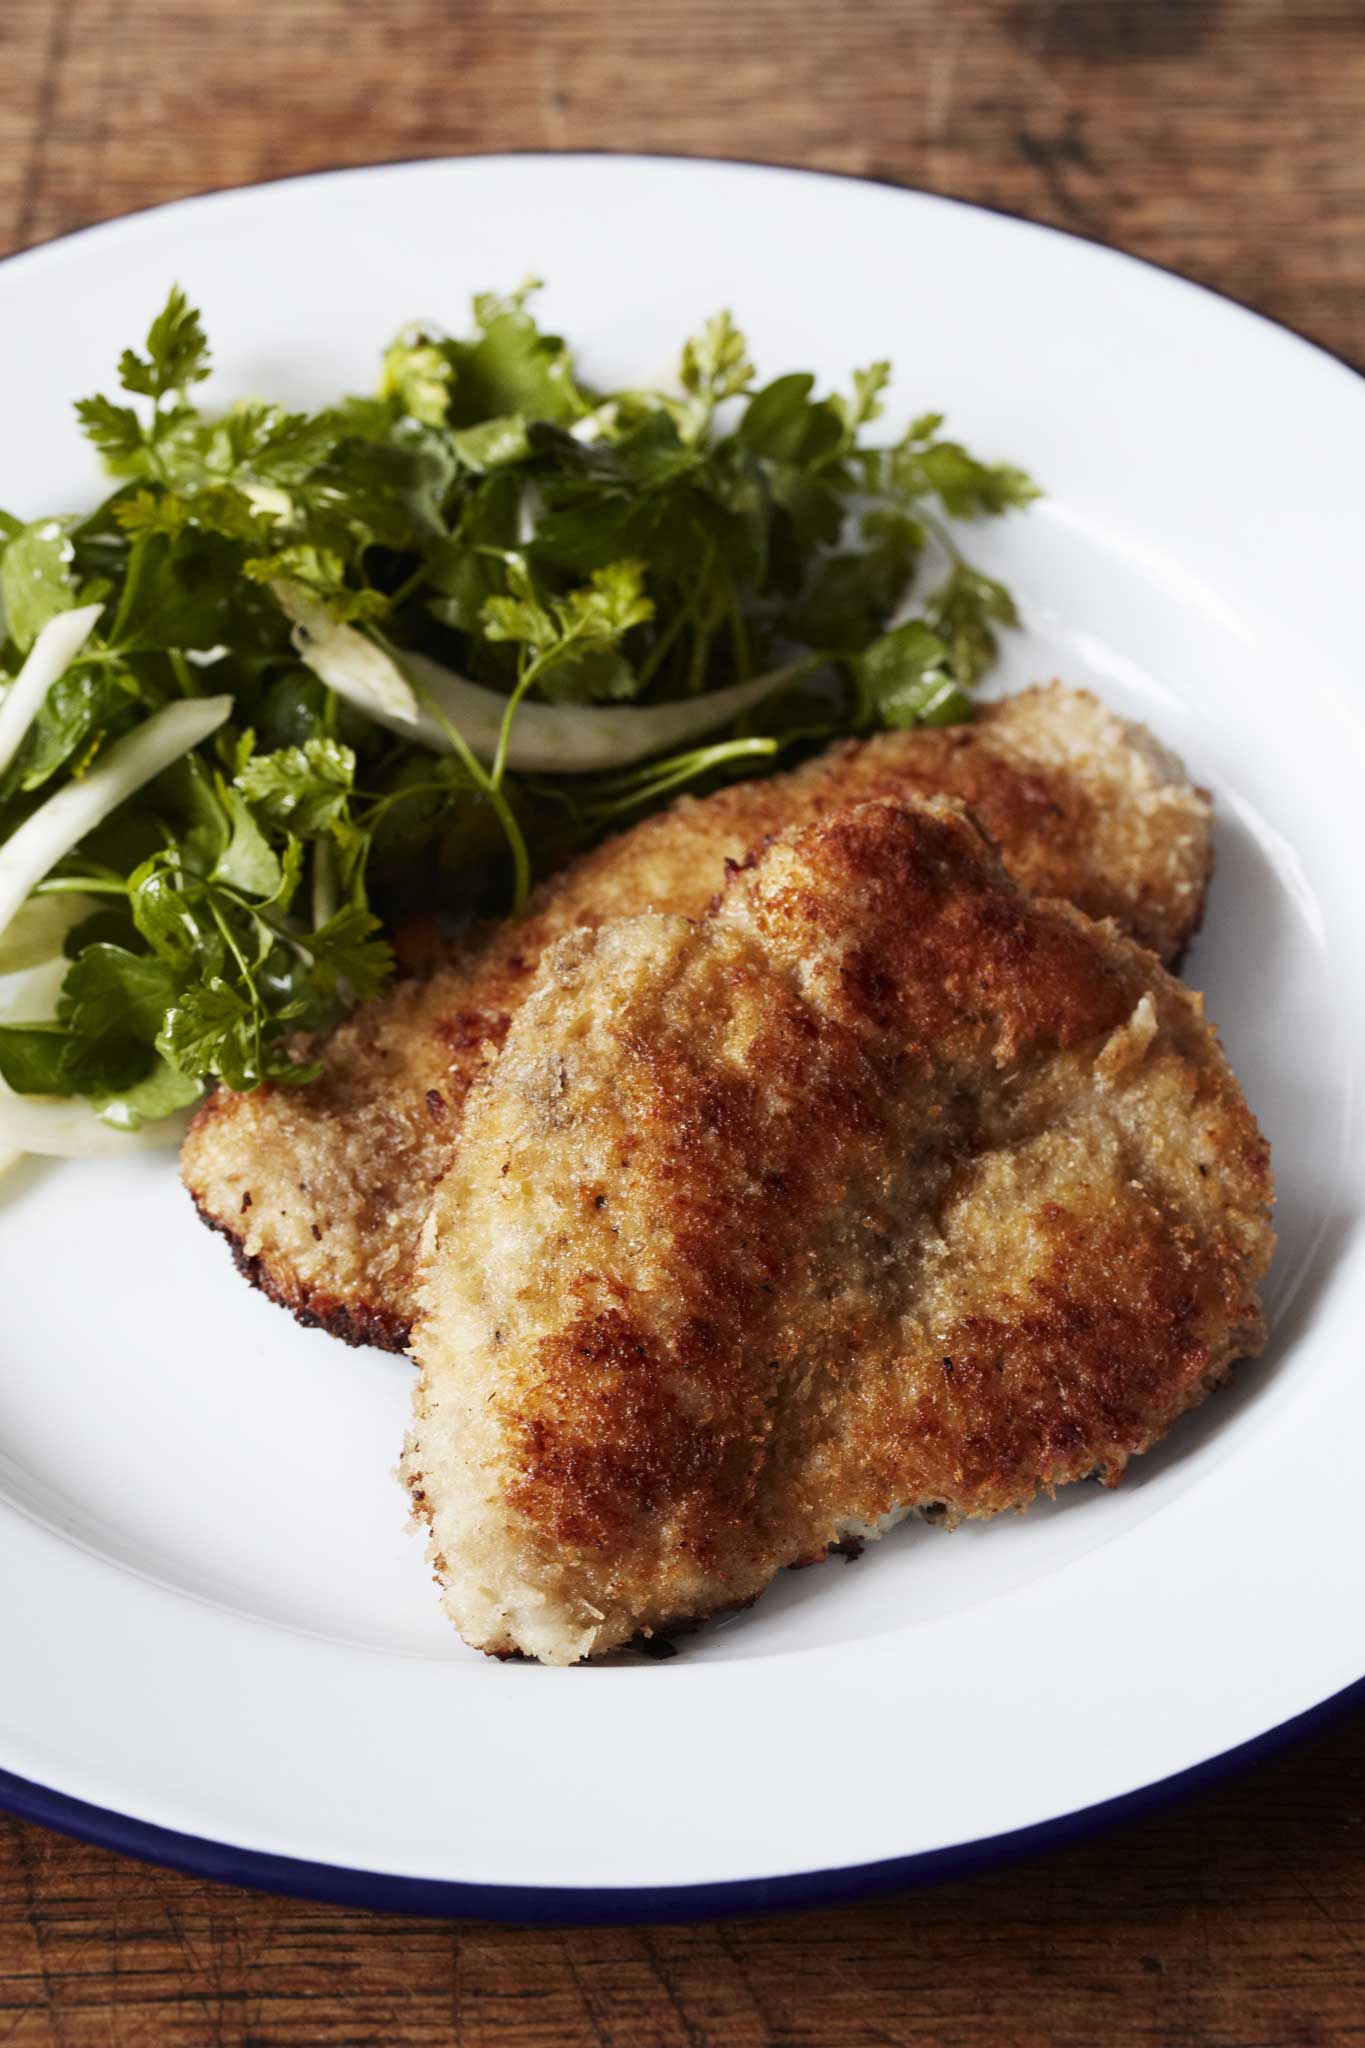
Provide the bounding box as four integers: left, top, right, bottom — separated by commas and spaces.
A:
380, 330, 454, 426
681, 311, 754, 402
479, 554, 557, 650
237, 737, 356, 836
832, 361, 892, 444
228, 404, 346, 485
472, 278, 545, 328
74, 394, 147, 470
677, 312, 754, 439
157, 976, 267, 1089
887, 420, 1040, 517
556, 559, 654, 646
113, 484, 275, 545
242, 544, 388, 622
118, 285, 211, 402
306, 903, 392, 1002
480, 557, 652, 695
923, 563, 1020, 686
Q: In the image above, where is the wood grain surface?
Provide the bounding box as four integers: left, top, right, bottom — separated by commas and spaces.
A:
2, 0, 1363, 2041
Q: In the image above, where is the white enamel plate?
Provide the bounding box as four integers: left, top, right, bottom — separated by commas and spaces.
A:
1, 157, 1362, 1919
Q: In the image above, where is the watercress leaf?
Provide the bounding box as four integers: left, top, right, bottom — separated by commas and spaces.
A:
739, 376, 844, 469
856, 620, 970, 728
129, 855, 220, 970
0, 1024, 71, 1095
738, 374, 817, 459
60, 941, 182, 1039
444, 305, 587, 428
765, 467, 846, 555
527, 493, 647, 573
213, 788, 283, 897
304, 426, 458, 548
14, 660, 142, 792
1, 519, 77, 650
63, 905, 140, 957
111, 530, 258, 651
783, 503, 924, 651
450, 414, 532, 473
94, 1053, 203, 1127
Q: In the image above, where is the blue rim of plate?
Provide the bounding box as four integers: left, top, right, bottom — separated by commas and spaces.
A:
4, 1674, 1364, 1923
1, 153, 1361, 1921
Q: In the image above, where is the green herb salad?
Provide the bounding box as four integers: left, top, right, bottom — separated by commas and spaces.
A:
0, 281, 1037, 1163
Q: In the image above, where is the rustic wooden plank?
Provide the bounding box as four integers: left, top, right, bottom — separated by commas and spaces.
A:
1, 0, 1362, 362
2, 1706, 1363, 2046
2, 0, 1363, 2039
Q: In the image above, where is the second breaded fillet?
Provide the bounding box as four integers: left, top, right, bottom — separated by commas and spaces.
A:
182, 685, 1213, 1350
404, 797, 1272, 1664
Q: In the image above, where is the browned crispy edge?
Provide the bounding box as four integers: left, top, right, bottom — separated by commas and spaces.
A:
473, 1358, 1243, 1661
190, 1195, 413, 1353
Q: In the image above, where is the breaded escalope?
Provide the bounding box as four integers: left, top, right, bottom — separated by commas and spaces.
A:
182, 685, 1213, 1351
404, 797, 1271, 1664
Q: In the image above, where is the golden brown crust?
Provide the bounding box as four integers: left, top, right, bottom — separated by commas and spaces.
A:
182, 685, 1214, 1350
405, 797, 1271, 1664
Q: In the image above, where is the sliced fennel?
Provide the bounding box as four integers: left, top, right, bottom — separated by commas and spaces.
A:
279, 589, 802, 776
0, 891, 96, 974
0, 698, 229, 1160
0, 695, 233, 939
0, 602, 104, 779
0, 1085, 192, 1160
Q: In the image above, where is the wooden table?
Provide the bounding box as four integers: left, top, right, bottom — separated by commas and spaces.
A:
2, 2, 1363, 2040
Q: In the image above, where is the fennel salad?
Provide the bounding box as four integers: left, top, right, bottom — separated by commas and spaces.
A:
0, 282, 1037, 1166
